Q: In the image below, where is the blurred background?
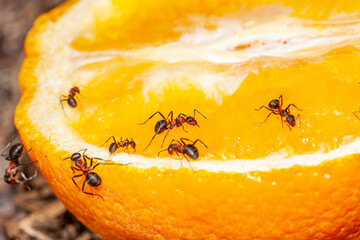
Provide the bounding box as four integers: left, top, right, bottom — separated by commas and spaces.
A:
0, 1, 99, 239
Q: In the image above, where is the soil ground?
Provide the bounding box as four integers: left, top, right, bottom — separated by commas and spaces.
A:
0, 1, 100, 239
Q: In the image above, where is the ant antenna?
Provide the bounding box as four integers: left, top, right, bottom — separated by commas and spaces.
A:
158, 149, 168, 157
194, 109, 206, 119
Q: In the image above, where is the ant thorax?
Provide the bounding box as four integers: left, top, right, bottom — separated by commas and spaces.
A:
176, 117, 185, 126
281, 109, 289, 117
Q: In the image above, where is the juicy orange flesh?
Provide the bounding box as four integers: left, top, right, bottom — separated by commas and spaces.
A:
70, 47, 360, 159
71, 0, 360, 51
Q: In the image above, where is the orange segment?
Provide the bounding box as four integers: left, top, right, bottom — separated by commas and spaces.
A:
15, 0, 360, 239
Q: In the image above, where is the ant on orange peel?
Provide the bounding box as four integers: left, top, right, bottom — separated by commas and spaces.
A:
63, 149, 127, 201
139, 109, 206, 150
1, 136, 37, 190
158, 138, 218, 172
255, 94, 302, 130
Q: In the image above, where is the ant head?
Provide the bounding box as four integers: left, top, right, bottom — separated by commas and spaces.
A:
185, 116, 199, 127
269, 99, 280, 109
130, 140, 136, 149
168, 144, 176, 154
4, 175, 11, 184
71, 152, 81, 162
72, 86, 80, 93
286, 115, 296, 127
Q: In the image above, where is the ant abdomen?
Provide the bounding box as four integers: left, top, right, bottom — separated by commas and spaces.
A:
9, 143, 24, 160
184, 145, 199, 160
86, 172, 101, 187
109, 142, 118, 154
67, 97, 77, 108
286, 115, 296, 127
155, 119, 168, 134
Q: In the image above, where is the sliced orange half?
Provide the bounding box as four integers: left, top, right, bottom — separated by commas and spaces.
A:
15, 0, 360, 239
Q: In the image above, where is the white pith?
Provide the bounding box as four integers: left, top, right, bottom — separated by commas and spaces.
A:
27, 0, 360, 173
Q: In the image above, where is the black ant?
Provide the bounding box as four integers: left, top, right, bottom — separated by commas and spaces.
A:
1, 136, 37, 190
255, 94, 302, 130
60, 86, 80, 116
63, 149, 109, 201
139, 109, 206, 150
158, 138, 217, 171
101, 136, 136, 157
63, 149, 130, 201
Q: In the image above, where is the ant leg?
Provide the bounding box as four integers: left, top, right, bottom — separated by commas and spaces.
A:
279, 95, 283, 107
178, 113, 187, 118
261, 111, 276, 124
285, 104, 302, 112
161, 128, 172, 148
70, 166, 81, 173
59, 96, 68, 118
90, 163, 101, 171
123, 142, 131, 156
81, 180, 104, 201
71, 174, 83, 189
194, 109, 206, 119
74, 94, 81, 107
25, 147, 32, 153
296, 114, 301, 127
255, 105, 273, 111
100, 136, 117, 148
179, 138, 191, 145
285, 121, 292, 131
353, 111, 360, 120
183, 155, 195, 172
81, 149, 91, 166
1, 144, 11, 159
84, 155, 93, 168
180, 122, 188, 131
174, 151, 182, 161
167, 111, 173, 121
19, 175, 32, 191
143, 133, 158, 151
19, 170, 37, 183
175, 152, 183, 167
138, 111, 166, 125
17, 161, 36, 165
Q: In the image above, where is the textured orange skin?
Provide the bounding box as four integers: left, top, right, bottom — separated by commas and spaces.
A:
14, 119, 360, 239
15, 0, 360, 239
